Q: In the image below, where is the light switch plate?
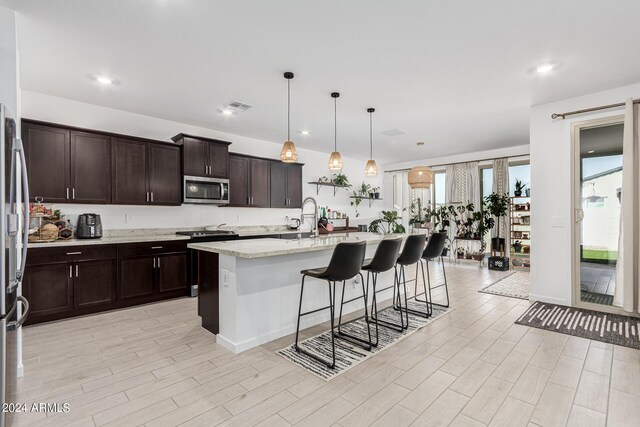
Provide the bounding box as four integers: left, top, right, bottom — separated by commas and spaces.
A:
222, 270, 229, 287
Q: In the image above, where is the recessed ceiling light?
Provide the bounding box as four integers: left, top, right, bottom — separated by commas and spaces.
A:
298, 130, 310, 135
536, 63, 556, 74
96, 75, 113, 85
221, 109, 233, 116
587, 150, 595, 154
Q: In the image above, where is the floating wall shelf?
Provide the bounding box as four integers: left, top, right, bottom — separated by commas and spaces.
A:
307, 181, 350, 196
349, 196, 383, 207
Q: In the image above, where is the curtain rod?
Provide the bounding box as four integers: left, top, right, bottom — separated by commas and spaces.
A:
385, 154, 530, 173
551, 98, 640, 120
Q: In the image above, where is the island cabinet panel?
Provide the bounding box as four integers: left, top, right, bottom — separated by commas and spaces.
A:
173, 134, 230, 179
197, 251, 219, 334
22, 122, 70, 203
74, 259, 116, 310
148, 144, 182, 205
111, 137, 148, 205
70, 131, 111, 204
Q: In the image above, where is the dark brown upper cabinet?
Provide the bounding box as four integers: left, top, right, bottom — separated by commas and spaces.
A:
270, 162, 302, 208
172, 134, 230, 179
228, 154, 271, 207
112, 137, 181, 206
23, 121, 111, 203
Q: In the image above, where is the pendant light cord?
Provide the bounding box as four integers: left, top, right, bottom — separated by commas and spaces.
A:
369, 112, 373, 158
334, 97, 337, 152
287, 79, 291, 141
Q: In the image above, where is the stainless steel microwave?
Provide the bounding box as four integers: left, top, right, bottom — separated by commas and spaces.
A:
183, 176, 229, 204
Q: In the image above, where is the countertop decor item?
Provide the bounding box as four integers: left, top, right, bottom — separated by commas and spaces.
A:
328, 92, 344, 171
408, 166, 433, 188
364, 107, 378, 177
280, 72, 298, 163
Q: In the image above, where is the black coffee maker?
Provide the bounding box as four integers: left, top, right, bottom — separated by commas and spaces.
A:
75, 213, 103, 239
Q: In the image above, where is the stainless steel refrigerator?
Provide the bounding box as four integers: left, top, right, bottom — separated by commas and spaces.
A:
1, 104, 30, 427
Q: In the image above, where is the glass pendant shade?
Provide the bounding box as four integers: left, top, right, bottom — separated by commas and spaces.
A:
328, 151, 343, 171
280, 140, 298, 162
408, 166, 433, 188
365, 159, 378, 176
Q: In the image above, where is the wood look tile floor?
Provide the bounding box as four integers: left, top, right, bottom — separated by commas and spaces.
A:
10, 262, 640, 426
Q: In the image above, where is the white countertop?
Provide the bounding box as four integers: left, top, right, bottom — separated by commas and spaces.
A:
188, 232, 406, 259
28, 234, 190, 248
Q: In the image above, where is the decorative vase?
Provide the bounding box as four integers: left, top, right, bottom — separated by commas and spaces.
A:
525, 188, 530, 197
472, 253, 485, 261
374, 192, 380, 199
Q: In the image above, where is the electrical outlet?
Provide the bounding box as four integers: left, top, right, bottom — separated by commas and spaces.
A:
222, 270, 229, 287
125, 213, 134, 223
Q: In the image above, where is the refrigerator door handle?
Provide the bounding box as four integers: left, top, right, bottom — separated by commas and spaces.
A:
16, 138, 30, 285
7, 296, 30, 331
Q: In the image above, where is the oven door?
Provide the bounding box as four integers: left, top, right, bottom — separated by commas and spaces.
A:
183, 176, 229, 204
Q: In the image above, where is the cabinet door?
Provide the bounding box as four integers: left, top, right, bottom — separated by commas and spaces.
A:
118, 257, 155, 301
183, 137, 208, 177
74, 259, 116, 310
148, 144, 181, 205
22, 263, 73, 322
207, 142, 229, 178
111, 138, 148, 205
70, 131, 111, 204
249, 158, 271, 207
229, 155, 249, 206
22, 123, 70, 203
269, 162, 287, 208
157, 253, 188, 295
286, 164, 303, 208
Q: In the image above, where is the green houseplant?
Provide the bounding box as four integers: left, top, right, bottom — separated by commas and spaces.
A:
514, 179, 526, 197
484, 192, 510, 256
368, 210, 406, 234
332, 172, 350, 187
350, 182, 371, 217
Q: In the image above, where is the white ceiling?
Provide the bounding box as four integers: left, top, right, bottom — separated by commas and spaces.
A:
4, 0, 640, 163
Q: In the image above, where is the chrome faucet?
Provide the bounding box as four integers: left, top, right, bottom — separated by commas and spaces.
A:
301, 196, 319, 238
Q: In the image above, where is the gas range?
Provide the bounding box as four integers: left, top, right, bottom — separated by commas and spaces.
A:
176, 230, 240, 242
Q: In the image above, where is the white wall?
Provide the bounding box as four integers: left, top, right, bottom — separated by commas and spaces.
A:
0, 6, 18, 116
530, 82, 640, 305
21, 91, 383, 230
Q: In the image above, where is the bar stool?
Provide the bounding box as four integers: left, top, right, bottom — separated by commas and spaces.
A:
361, 238, 402, 346
391, 234, 427, 329
407, 232, 449, 318
294, 241, 367, 369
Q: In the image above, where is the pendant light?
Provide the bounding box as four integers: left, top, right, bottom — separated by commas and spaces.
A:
280, 72, 298, 163
364, 107, 378, 176
408, 166, 434, 188
328, 92, 343, 171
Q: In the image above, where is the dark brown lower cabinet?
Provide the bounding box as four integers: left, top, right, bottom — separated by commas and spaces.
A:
24, 241, 189, 325
22, 263, 74, 321
118, 256, 156, 302
74, 259, 116, 310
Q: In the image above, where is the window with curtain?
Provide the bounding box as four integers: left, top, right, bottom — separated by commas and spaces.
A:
433, 171, 445, 207
508, 163, 531, 196
481, 167, 493, 200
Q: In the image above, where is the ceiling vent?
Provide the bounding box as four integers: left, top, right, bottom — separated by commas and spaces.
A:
222, 101, 253, 113
381, 129, 407, 137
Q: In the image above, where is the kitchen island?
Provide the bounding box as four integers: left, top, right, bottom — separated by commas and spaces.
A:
189, 232, 407, 353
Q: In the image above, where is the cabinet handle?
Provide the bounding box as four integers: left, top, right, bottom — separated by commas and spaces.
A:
153, 257, 156, 269
151, 246, 163, 249
157, 257, 161, 269
151, 192, 154, 203
66, 251, 82, 255
66, 188, 69, 200
146, 192, 149, 202
75, 265, 79, 277
72, 188, 75, 200
69, 265, 72, 278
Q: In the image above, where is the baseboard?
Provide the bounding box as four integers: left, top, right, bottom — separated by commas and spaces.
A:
529, 293, 569, 306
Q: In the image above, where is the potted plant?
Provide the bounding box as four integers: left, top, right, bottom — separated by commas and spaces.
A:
456, 247, 465, 259
485, 192, 510, 270
409, 198, 429, 228
368, 210, 406, 234
514, 179, 526, 197
350, 182, 371, 217
512, 240, 523, 253
332, 172, 350, 187
465, 250, 473, 260
471, 251, 485, 262
372, 187, 380, 199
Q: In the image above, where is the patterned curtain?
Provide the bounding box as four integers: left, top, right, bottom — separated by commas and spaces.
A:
492, 158, 510, 253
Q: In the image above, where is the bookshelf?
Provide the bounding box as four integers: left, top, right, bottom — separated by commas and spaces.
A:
510, 196, 531, 269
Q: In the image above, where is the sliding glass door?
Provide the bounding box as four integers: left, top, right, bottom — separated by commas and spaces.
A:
573, 118, 624, 311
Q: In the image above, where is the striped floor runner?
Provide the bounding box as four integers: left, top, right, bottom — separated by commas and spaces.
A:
515, 301, 640, 349
278, 301, 450, 380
